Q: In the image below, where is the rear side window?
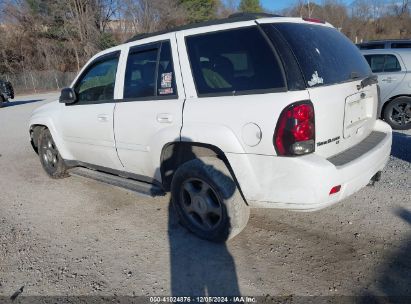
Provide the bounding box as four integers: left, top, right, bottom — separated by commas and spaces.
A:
364, 54, 402, 73
264, 23, 372, 87
124, 41, 177, 99
358, 43, 385, 50
391, 42, 411, 49
124, 49, 157, 99
157, 42, 177, 96
186, 26, 285, 96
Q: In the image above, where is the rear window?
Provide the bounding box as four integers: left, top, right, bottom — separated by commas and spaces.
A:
185, 26, 285, 96
265, 23, 372, 88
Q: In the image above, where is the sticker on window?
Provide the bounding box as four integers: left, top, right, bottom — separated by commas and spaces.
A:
161, 72, 173, 88
159, 88, 174, 95
308, 71, 324, 87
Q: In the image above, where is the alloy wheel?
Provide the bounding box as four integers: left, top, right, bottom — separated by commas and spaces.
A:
41, 133, 59, 170
390, 102, 411, 127
180, 178, 223, 231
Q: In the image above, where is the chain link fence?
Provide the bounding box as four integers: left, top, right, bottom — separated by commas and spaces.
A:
0, 70, 77, 95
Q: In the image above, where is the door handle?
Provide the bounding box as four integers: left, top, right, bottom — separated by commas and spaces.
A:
157, 113, 173, 123
381, 77, 395, 83
97, 114, 109, 122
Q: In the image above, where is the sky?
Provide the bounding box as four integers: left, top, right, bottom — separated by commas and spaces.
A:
260, 0, 354, 12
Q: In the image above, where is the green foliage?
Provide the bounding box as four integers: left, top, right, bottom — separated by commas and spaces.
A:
179, 0, 220, 23
239, 0, 263, 13
26, 0, 51, 16
98, 32, 117, 50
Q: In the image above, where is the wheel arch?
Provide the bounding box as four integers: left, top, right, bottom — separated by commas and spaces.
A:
160, 141, 248, 205
29, 124, 47, 154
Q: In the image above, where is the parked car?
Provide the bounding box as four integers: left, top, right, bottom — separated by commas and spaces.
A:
29, 13, 392, 242
0, 79, 14, 107
357, 39, 411, 50
361, 49, 411, 130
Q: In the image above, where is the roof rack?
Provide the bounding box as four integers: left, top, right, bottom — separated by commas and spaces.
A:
126, 12, 282, 43
228, 12, 281, 19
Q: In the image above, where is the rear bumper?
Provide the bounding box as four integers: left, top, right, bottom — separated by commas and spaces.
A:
227, 120, 392, 211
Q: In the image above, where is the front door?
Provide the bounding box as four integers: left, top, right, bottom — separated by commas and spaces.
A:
364, 53, 406, 101
60, 51, 123, 170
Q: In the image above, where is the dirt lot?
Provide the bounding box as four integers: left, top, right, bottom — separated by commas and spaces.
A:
0, 93, 410, 300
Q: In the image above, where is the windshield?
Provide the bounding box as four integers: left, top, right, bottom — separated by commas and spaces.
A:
264, 23, 372, 88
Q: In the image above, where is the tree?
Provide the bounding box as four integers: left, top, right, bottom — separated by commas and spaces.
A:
121, 0, 185, 35
239, 0, 263, 13
179, 0, 220, 22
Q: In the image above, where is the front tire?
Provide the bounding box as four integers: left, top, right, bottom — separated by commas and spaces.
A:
383, 97, 411, 130
38, 128, 68, 179
171, 157, 250, 242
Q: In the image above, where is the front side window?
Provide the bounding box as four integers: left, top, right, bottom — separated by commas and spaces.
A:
365, 55, 385, 73
186, 26, 285, 96
75, 53, 119, 104
124, 41, 177, 99
383, 55, 401, 72
365, 54, 401, 73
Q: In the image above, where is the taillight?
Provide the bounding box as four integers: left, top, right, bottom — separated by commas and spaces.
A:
274, 101, 315, 156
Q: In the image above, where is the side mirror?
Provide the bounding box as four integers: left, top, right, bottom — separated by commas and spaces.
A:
59, 88, 77, 104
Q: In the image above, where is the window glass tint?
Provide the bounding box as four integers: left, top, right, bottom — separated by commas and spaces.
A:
391, 42, 411, 49
358, 43, 385, 50
157, 42, 177, 96
75, 55, 119, 103
384, 55, 401, 72
364, 54, 402, 73
124, 48, 158, 98
186, 26, 285, 96
267, 23, 371, 87
365, 55, 385, 73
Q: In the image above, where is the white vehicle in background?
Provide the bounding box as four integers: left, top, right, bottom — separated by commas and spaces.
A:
29, 13, 392, 242
362, 49, 411, 130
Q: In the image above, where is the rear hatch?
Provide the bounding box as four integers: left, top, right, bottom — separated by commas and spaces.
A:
261, 21, 378, 158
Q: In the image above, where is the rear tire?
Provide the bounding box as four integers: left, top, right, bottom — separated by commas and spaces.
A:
38, 128, 68, 179
171, 157, 250, 242
0, 95, 5, 108
383, 97, 411, 130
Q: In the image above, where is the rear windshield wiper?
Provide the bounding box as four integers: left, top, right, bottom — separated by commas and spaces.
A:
357, 74, 378, 90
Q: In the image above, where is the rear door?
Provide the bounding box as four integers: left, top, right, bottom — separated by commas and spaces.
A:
364, 53, 406, 101
261, 21, 378, 158
113, 36, 185, 180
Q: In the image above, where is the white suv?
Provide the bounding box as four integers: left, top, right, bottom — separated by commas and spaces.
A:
29, 14, 392, 242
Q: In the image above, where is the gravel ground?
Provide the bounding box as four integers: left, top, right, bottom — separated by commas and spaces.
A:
0, 93, 410, 301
